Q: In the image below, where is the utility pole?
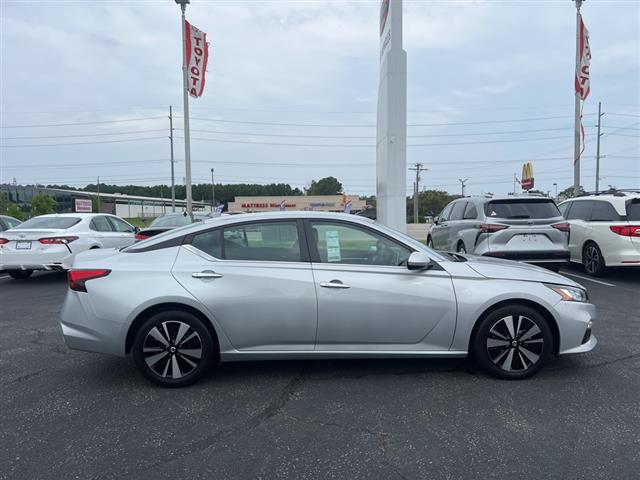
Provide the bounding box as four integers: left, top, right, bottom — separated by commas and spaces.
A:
595, 101, 603, 192
96, 176, 101, 212
210, 168, 215, 212
573, 0, 584, 197
169, 105, 176, 212
458, 178, 469, 197
175, 0, 193, 220
409, 163, 426, 224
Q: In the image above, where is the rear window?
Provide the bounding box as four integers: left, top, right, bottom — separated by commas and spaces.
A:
484, 200, 560, 219
150, 215, 192, 227
16, 217, 81, 229
627, 199, 640, 221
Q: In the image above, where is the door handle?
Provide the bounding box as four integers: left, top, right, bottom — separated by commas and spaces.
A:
192, 271, 223, 279
320, 280, 350, 289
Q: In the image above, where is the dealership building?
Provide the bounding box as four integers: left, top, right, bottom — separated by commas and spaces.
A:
0, 184, 207, 218
227, 195, 366, 213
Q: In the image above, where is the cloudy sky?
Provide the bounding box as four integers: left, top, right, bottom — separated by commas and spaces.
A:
1, 0, 639, 197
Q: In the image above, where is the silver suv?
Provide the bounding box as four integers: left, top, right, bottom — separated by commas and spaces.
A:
427, 195, 570, 270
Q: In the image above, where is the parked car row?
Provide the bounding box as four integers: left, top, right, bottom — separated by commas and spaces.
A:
428, 191, 640, 276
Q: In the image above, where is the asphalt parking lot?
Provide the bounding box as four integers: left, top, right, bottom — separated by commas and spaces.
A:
1, 266, 639, 480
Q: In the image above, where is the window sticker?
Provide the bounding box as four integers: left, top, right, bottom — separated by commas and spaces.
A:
325, 230, 341, 262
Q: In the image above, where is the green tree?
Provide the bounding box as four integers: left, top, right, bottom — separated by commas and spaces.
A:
306, 177, 343, 196
406, 190, 461, 222
31, 193, 56, 216
558, 185, 585, 199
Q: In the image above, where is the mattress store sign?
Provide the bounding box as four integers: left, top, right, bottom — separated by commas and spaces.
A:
241, 202, 297, 209
75, 198, 92, 213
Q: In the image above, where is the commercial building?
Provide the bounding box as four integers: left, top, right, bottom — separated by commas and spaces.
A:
227, 195, 366, 213
0, 184, 207, 218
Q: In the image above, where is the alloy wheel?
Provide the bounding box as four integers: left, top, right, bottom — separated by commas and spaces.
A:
142, 321, 203, 379
486, 315, 544, 372
583, 245, 601, 275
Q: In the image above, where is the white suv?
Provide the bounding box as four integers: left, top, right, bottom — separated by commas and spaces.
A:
558, 191, 640, 276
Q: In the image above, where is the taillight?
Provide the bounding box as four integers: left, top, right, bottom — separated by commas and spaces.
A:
0, 238, 8, 246
134, 233, 150, 242
552, 222, 571, 233
68, 269, 111, 292
478, 223, 509, 233
610, 225, 640, 237
39, 236, 79, 244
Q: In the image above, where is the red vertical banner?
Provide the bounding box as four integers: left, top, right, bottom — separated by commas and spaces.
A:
185, 19, 209, 98
574, 13, 591, 101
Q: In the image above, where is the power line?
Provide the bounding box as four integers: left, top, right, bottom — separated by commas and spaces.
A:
1, 129, 167, 140
0, 116, 166, 129
0, 136, 167, 148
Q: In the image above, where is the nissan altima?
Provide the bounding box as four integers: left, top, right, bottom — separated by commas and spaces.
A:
60, 212, 596, 387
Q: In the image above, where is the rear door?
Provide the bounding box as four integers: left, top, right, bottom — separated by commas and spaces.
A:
90, 216, 118, 248
171, 219, 318, 351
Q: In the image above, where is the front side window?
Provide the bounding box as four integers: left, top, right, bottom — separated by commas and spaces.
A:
566, 201, 593, 221
90, 216, 113, 232
108, 217, 134, 233
449, 202, 467, 221
310, 221, 411, 267
223, 221, 300, 262
439, 203, 454, 222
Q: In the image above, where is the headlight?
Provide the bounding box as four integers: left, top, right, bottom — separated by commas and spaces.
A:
545, 284, 588, 302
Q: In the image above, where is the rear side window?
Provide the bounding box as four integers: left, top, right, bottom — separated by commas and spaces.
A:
108, 217, 134, 233
591, 201, 622, 222
627, 199, 640, 221
90, 216, 113, 232
463, 203, 478, 220
566, 201, 593, 221
223, 221, 301, 262
449, 202, 466, 221
485, 200, 560, 219
16, 217, 81, 229
191, 230, 222, 258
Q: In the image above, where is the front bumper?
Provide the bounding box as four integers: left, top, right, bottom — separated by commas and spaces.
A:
554, 300, 597, 355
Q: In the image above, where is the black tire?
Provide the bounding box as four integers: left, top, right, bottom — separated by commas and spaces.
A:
8, 270, 33, 280
132, 310, 216, 388
426, 236, 434, 249
582, 241, 606, 276
456, 242, 467, 254
472, 305, 553, 380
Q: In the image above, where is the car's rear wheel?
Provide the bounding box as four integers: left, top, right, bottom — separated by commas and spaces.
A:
472, 305, 552, 380
8, 270, 33, 280
582, 242, 606, 276
132, 310, 216, 388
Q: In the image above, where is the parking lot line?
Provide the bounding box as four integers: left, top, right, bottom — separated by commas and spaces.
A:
561, 271, 616, 287
0, 275, 9, 280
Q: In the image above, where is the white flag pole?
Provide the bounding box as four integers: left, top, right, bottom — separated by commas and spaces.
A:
177, 0, 193, 219
573, 0, 584, 198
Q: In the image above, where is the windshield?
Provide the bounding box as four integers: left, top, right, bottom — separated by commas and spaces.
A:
485, 200, 560, 219
627, 199, 640, 221
16, 216, 80, 230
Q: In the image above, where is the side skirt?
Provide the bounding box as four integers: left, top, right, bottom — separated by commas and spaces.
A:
220, 350, 468, 362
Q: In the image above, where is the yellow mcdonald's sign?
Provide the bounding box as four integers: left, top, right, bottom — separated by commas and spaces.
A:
521, 162, 534, 190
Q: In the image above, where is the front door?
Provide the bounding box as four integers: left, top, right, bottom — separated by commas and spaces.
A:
172, 220, 317, 351
431, 203, 454, 250
306, 220, 457, 351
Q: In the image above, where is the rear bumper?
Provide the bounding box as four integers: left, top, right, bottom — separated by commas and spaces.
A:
482, 250, 570, 263
0, 250, 74, 271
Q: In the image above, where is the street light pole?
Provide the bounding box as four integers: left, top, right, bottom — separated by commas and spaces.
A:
595, 101, 603, 193
458, 178, 469, 197
176, 0, 193, 220
210, 168, 215, 212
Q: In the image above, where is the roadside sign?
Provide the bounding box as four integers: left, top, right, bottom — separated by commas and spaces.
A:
75, 198, 92, 213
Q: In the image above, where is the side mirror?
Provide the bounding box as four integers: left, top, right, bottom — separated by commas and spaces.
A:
134, 226, 140, 233
407, 252, 433, 271
433, 216, 439, 225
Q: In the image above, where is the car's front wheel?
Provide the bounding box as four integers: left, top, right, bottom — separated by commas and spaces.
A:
132, 310, 216, 387
426, 236, 434, 249
472, 305, 553, 380
8, 270, 33, 280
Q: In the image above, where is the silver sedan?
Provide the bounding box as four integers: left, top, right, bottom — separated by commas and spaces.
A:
60, 212, 596, 387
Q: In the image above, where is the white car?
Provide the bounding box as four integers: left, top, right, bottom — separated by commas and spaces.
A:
0, 213, 136, 279
558, 191, 640, 275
